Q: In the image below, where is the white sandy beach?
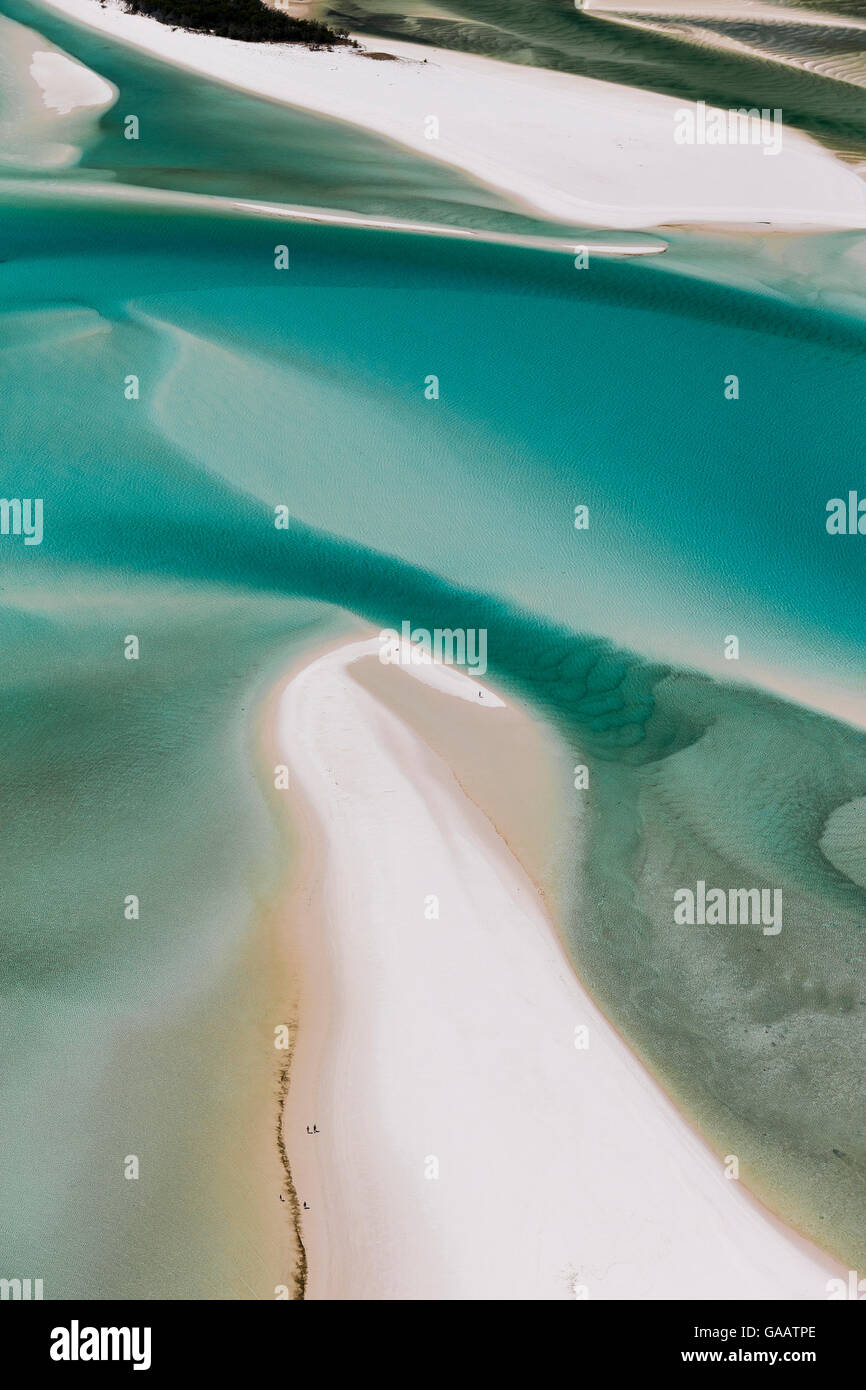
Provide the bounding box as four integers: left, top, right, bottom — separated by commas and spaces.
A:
278, 636, 843, 1299
36, 0, 866, 230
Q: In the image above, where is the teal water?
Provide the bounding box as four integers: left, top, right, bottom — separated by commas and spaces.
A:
2, 0, 866, 1295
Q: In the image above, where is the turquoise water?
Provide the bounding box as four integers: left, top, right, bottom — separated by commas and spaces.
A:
2, 0, 866, 1294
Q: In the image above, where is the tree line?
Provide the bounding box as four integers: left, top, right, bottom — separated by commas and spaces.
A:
119, 0, 352, 47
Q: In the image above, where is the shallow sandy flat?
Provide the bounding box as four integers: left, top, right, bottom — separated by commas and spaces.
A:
277, 636, 843, 1298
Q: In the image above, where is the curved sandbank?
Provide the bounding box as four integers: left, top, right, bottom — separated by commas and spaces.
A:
278, 635, 842, 1299
34, 0, 866, 231
0, 11, 115, 168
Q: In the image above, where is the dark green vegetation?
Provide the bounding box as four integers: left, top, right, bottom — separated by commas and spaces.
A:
120, 0, 350, 46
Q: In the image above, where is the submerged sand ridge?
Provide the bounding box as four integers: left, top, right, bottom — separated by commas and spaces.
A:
277, 636, 843, 1299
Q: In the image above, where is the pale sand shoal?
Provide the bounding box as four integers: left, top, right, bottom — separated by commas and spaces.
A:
276, 635, 844, 1299
28, 48, 115, 114
0, 11, 115, 169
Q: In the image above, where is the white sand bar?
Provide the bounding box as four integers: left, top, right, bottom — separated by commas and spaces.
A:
278, 637, 842, 1299
29, 49, 115, 114
37, 0, 866, 229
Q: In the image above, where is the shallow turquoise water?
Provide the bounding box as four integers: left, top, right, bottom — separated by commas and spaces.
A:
2, 188, 864, 691
2, 0, 866, 1294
